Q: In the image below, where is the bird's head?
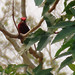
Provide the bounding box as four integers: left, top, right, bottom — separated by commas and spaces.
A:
21, 17, 26, 22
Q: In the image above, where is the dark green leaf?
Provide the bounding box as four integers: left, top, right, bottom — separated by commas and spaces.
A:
42, 5, 49, 16
65, 14, 73, 20
52, 26, 75, 44
37, 33, 50, 51
63, 1, 75, 20
64, 1, 75, 13
33, 64, 42, 74
35, 68, 53, 75
24, 28, 51, 51
68, 64, 75, 71
70, 8, 75, 16
42, 0, 55, 15
64, 0, 67, 7
51, 21, 75, 28
55, 35, 75, 56
33, 64, 53, 75
55, 50, 72, 59
24, 28, 46, 46
71, 43, 75, 60
26, 71, 32, 75
34, 0, 43, 6
59, 56, 73, 71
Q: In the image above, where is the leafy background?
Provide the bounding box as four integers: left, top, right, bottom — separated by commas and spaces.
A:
0, 0, 75, 75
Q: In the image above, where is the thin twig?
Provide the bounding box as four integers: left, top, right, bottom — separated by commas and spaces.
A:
34, 44, 36, 50
12, 0, 19, 32
48, 0, 59, 13
23, 0, 59, 38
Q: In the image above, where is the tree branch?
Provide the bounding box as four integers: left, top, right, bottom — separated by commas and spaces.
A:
23, 0, 59, 38
12, 0, 19, 32
48, 0, 59, 13
0, 23, 35, 69
21, 0, 26, 17
0, 23, 18, 38
0, 0, 59, 40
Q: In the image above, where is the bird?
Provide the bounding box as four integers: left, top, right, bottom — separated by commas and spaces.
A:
18, 17, 30, 34
18, 17, 30, 43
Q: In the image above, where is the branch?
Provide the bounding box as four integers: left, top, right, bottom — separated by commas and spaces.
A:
0, 23, 18, 38
6, 36, 35, 69
12, 0, 19, 32
0, 23, 35, 69
48, 0, 59, 13
21, 0, 26, 17
23, 0, 59, 38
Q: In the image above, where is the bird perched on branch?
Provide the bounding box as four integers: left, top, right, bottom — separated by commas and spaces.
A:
18, 17, 30, 43
18, 17, 30, 34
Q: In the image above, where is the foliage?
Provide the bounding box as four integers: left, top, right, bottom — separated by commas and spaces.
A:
0, 64, 53, 75
24, 0, 75, 74
33, 64, 53, 75
0, 0, 75, 75
0, 64, 28, 75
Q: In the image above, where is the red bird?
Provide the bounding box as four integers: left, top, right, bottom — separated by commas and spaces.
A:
18, 17, 30, 34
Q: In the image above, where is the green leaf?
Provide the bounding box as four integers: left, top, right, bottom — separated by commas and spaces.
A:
5, 64, 27, 74
52, 26, 75, 44
44, 13, 56, 27
59, 56, 73, 71
55, 50, 72, 59
24, 28, 51, 51
5, 64, 14, 74
51, 21, 75, 28
42, 0, 55, 15
26, 71, 32, 75
64, 1, 75, 13
24, 28, 46, 46
73, 72, 75, 75
55, 35, 75, 56
64, 1, 75, 20
34, 0, 43, 6
42, 5, 49, 16
64, 0, 67, 7
33, 64, 42, 74
71, 44, 75, 60
66, 14, 73, 20
70, 8, 75, 16
68, 64, 75, 71
0, 66, 3, 72
35, 68, 53, 75
14, 64, 28, 68
37, 33, 51, 51
33, 64, 53, 75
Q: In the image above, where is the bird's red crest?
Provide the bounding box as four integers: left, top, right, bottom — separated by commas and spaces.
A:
21, 17, 26, 21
